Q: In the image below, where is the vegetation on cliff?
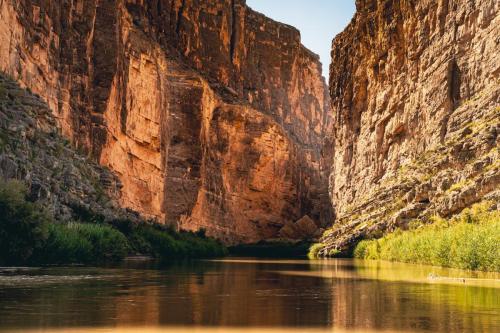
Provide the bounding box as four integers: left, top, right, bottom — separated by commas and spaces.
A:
0, 180, 50, 265
0, 180, 226, 265
352, 202, 499, 272
323, 0, 499, 259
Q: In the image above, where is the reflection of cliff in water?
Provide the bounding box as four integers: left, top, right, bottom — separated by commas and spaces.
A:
0, 259, 498, 332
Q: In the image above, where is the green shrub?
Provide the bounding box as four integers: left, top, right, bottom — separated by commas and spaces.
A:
34, 221, 225, 265
37, 223, 93, 264
353, 202, 500, 271
308, 243, 325, 259
111, 219, 226, 259
0, 179, 225, 266
328, 249, 341, 257
36, 223, 129, 264
353, 240, 370, 259
73, 223, 129, 261
174, 230, 227, 258
134, 225, 180, 258
0, 180, 50, 265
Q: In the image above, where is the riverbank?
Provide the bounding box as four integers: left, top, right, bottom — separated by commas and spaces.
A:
310, 202, 499, 272
0, 179, 226, 266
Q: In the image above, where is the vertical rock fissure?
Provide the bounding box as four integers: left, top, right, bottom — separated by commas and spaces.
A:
449, 59, 461, 108
91, 0, 118, 157
117, 9, 130, 135
229, 0, 237, 64
156, 0, 162, 18
176, 0, 186, 35
440, 58, 461, 142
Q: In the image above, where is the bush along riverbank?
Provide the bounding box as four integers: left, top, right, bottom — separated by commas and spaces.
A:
0, 179, 226, 266
312, 201, 498, 272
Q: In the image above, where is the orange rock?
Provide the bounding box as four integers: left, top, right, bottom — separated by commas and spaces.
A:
0, 0, 333, 244
295, 215, 319, 239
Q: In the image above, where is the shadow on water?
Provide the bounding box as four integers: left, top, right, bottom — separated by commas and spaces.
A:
0, 258, 498, 333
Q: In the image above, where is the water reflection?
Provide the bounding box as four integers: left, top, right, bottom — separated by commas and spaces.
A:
0, 259, 498, 332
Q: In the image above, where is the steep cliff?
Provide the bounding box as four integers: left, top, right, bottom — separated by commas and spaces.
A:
321, 0, 499, 254
0, 73, 142, 226
0, 0, 332, 244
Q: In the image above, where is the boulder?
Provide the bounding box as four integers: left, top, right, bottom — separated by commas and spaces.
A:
295, 215, 319, 238
279, 215, 319, 240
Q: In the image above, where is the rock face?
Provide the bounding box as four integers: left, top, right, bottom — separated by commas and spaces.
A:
0, 0, 332, 244
322, 0, 499, 254
279, 215, 321, 240
0, 74, 144, 226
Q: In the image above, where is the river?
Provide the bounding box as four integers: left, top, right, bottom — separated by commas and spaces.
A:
0, 258, 498, 332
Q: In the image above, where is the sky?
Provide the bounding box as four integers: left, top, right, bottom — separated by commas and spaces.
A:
246, 0, 356, 80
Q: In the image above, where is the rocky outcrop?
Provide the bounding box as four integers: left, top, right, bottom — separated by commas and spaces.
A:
279, 215, 322, 240
321, 0, 499, 254
0, 0, 332, 244
0, 73, 144, 225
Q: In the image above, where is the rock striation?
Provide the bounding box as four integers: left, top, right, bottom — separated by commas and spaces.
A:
0, 0, 333, 244
321, 0, 499, 255
0, 73, 143, 226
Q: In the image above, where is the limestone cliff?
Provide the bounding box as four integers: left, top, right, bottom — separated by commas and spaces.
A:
0, 73, 143, 226
321, 0, 499, 254
0, 0, 332, 244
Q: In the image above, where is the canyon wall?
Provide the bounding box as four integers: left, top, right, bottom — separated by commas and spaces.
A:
0, 0, 332, 244
321, 0, 499, 254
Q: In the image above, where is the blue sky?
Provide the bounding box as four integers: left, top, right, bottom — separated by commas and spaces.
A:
246, 0, 356, 79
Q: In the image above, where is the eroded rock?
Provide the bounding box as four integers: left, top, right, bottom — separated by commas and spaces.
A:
0, 0, 333, 244
279, 215, 319, 240
321, 0, 500, 255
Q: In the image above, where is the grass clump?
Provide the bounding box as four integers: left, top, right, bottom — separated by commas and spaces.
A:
448, 179, 470, 193
308, 243, 325, 259
35, 223, 129, 264
353, 202, 500, 271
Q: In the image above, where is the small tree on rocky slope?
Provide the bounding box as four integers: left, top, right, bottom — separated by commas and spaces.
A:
0, 179, 50, 265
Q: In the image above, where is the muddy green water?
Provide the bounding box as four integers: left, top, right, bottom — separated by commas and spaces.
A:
0, 258, 498, 333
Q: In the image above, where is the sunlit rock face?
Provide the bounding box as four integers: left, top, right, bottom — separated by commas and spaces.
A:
323, 0, 499, 253
0, 0, 333, 244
